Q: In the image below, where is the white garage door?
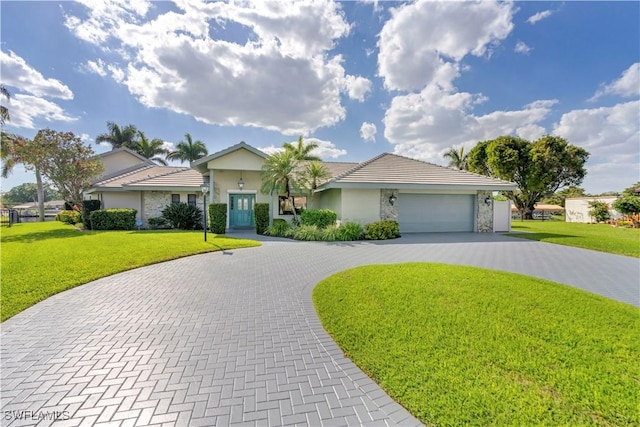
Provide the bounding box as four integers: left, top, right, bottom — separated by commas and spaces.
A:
398, 194, 475, 233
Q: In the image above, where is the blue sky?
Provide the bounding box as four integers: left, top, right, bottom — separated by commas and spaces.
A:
1, 0, 638, 195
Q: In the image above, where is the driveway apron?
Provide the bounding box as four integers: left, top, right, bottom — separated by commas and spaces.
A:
1, 233, 638, 426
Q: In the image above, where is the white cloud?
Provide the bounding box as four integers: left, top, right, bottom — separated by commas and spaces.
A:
344, 75, 372, 101
360, 122, 377, 142
553, 101, 640, 193
259, 137, 346, 159
65, 0, 364, 135
0, 50, 73, 100
83, 59, 108, 77
378, 0, 514, 91
514, 41, 531, 54
527, 10, 553, 25
590, 63, 640, 101
4, 94, 78, 129
383, 83, 557, 161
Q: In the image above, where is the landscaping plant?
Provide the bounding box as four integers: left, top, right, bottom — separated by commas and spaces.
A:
254, 202, 270, 234
90, 208, 137, 230
208, 203, 227, 234
161, 202, 203, 230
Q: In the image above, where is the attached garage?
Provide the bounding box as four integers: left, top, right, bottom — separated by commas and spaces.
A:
398, 194, 475, 233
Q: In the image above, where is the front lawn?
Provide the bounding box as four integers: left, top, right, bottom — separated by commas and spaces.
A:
0, 221, 260, 321
508, 220, 639, 257
313, 263, 639, 426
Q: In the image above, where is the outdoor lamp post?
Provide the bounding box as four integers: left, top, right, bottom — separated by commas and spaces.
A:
201, 184, 209, 242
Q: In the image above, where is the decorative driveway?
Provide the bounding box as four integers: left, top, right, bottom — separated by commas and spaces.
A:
1, 233, 638, 426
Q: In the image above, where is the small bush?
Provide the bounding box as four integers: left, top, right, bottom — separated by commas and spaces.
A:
147, 216, 170, 230
266, 218, 292, 237
338, 222, 364, 241
90, 209, 137, 230
209, 203, 227, 234
55, 210, 81, 225
82, 200, 102, 230
293, 224, 323, 241
322, 224, 341, 241
254, 203, 270, 235
300, 209, 337, 229
364, 220, 400, 240
588, 200, 610, 223
161, 203, 203, 230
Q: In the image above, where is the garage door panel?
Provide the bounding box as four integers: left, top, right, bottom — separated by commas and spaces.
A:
399, 194, 474, 232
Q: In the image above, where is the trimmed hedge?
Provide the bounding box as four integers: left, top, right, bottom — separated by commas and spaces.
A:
55, 210, 81, 225
90, 208, 137, 230
82, 200, 102, 230
364, 220, 400, 240
300, 209, 337, 228
254, 203, 270, 235
209, 203, 227, 234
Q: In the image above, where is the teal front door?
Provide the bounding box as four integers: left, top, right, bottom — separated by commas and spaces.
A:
229, 194, 255, 228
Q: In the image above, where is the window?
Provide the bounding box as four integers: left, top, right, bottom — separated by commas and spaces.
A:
171, 194, 180, 205
279, 196, 307, 215
188, 194, 196, 207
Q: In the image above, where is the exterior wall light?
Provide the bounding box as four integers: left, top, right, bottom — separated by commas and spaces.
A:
484, 195, 492, 206
238, 177, 244, 190
389, 194, 397, 206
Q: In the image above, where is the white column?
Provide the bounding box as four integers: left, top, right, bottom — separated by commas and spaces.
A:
209, 170, 215, 203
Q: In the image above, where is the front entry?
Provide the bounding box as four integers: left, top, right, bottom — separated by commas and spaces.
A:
229, 194, 255, 228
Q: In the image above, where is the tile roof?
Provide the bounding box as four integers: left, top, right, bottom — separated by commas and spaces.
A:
322, 153, 516, 189
92, 166, 202, 189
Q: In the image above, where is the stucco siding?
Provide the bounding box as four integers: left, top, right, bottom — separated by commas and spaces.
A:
101, 192, 142, 217
102, 151, 145, 176
565, 197, 621, 223
207, 149, 264, 171
316, 189, 342, 218
211, 170, 265, 204
341, 188, 380, 224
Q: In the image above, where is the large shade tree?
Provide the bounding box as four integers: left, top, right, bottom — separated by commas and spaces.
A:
2, 182, 60, 206
468, 135, 589, 219
136, 131, 168, 165
167, 133, 208, 164
96, 121, 138, 150
283, 136, 321, 161
443, 146, 469, 170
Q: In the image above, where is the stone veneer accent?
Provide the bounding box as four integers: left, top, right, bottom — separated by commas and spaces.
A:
143, 191, 172, 227
380, 189, 399, 221
476, 190, 494, 232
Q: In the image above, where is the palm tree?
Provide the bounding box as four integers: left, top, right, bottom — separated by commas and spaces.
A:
96, 121, 138, 150
443, 146, 469, 170
166, 133, 208, 164
1, 132, 17, 177
283, 136, 321, 161
261, 150, 301, 220
136, 131, 169, 165
300, 160, 331, 206
1, 84, 10, 126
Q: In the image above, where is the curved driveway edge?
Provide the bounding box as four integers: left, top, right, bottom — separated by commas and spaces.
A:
1, 233, 638, 426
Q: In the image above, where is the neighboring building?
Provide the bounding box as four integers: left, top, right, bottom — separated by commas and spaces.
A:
565, 196, 621, 223
192, 142, 517, 233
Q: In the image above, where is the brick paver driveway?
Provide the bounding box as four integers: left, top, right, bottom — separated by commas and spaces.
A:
2, 233, 638, 426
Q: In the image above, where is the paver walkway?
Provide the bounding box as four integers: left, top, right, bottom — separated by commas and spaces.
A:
1, 233, 638, 426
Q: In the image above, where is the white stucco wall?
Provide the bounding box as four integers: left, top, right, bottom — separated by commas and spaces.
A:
207, 149, 264, 171
101, 151, 144, 176
100, 192, 142, 218
565, 197, 620, 223
493, 200, 512, 232
211, 170, 265, 204
340, 188, 380, 225
316, 189, 342, 217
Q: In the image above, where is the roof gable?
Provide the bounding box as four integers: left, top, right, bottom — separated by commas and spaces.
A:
191, 141, 267, 173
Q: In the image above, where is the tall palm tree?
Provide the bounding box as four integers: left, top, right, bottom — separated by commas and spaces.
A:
1, 84, 10, 126
300, 160, 331, 206
95, 121, 138, 150
283, 136, 321, 161
167, 133, 208, 164
136, 131, 169, 165
443, 146, 469, 170
1, 132, 17, 177
261, 150, 301, 220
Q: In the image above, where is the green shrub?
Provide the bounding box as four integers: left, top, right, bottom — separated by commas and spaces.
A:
588, 200, 610, 223
55, 210, 81, 225
147, 216, 170, 230
364, 220, 400, 240
266, 218, 291, 237
322, 224, 341, 241
338, 222, 364, 241
293, 224, 323, 241
90, 209, 137, 230
254, 203, 270, 235
161, 202, 203, 230
300, 209, 337, 228
209, 203, 227, 234
82, 200, 102, 230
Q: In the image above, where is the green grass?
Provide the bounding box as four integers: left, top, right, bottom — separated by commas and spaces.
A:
508, 220, 640, 257
313, 263, 640, 426
1, 221, 260, 321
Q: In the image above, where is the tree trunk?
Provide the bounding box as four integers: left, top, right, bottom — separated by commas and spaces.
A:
35, 166, 45, 222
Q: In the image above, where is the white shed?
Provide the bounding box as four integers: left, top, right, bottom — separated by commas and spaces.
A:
565, 196, 621, 223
